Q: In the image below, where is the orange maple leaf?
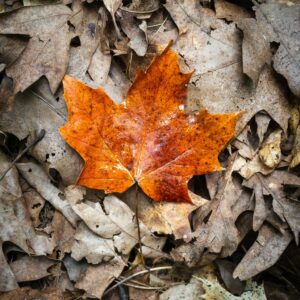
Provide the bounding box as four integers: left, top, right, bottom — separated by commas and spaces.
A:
60, 45, 241, 203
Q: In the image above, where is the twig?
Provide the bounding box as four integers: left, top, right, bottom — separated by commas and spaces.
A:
103, 266, 173, 295
135, 184, 145, 266
0, 129, 45, 182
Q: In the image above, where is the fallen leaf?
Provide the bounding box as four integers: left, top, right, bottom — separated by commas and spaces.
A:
233, 224, 292, 280
237, 18, 272, 86
118, 10, 148, 56
122, 187, 208, 241
244, 171, 300, 243
21, 179, 45, 228
0, 151, 54, 291
75, 260, 124, 299
239, 1, 300, 97
63, 254, 88, 282
0, 75, 14, 112
165, 1, 290, 132
0, 4, 74, 93
49, 210, 76, 260
17, 162, 79, 226
199, 276, 267, 300
0, 287, 64, 300
160, 278, 204, 300
103, 0, 122, 38
60, 45, 241, 203
9, 255, 56, 282
0, 35, 27, 67
66, 0, 102, 83
258, 129, 282, 168
71, 222, 119, 264
67, 188, 166, 258
0, 83, 83, 185
290, 125, 300, 168
192, 154, 249, 257
215, 0, 252, 23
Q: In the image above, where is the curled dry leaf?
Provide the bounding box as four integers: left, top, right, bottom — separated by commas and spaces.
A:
233, 224, 292, 280
0, 151, 55, 291
118, 10, 148, 56
244, 171, 300, 243
238, 1, 300, 97
0, 4, 74, 94
258, 129, 282, 169
17, 162, 79, 226
60, 45, 241, 203
259, 2, 300, 97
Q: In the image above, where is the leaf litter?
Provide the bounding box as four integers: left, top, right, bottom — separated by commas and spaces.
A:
0, 0, 300, 299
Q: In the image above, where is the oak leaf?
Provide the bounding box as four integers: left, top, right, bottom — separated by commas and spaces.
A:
60, 45, 240, 203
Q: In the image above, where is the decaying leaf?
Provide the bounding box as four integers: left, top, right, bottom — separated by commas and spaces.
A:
0, 82, 83, 184
259, 2, 300, 98
60, 45, 241, 203
122, 187, 208, 241
237, 17, 272, 86
214, 0, 252, 23
67, 188, 166, 258
166, 0, 290, 132
118, 10, 148, 56
0, 151, 55, 291
238, 1, 300, 97
9, 255, 56, 282
103, 0, 122, 38
17, 162, 79, 226
258, 129, 282, 169
233, 224, 292, 280
0, 4, 74, 93
244, 171, 300, 243
191, 155, 249, 257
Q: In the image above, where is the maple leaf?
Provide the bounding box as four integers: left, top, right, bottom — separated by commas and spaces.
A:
60, 45, 241, 203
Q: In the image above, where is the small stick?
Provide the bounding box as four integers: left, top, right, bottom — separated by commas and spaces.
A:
103, 266, 173, 296
0, 129, 45, 182
135, 184, 146, 266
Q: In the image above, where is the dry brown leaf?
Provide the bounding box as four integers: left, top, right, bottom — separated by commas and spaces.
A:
49, 211, 76, 260
75, 260, 124, 299
290, 125, 300, 168
0, 87, 83, 185
0, 151, 55, 291
160, 279, 204, 300
257, 2, 300, 98
118, 10, 148, 56
66, 0, 102, 83
258, 129, 282, 168
9, 255, 56, 282
71, 222, 119, 264
164, 1, 290, 132
0, 4, 74, 94
103, 0, 122, 38
244, 171, 300, 243
233, 224, 292, 280
0, 287, 64, 300
237, 18, 272, 86
122, 187, 208, 241
214, 0, 252, 23
17, 162, 79, 226
67, 188, 166, 258
171, 154, 252, 267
